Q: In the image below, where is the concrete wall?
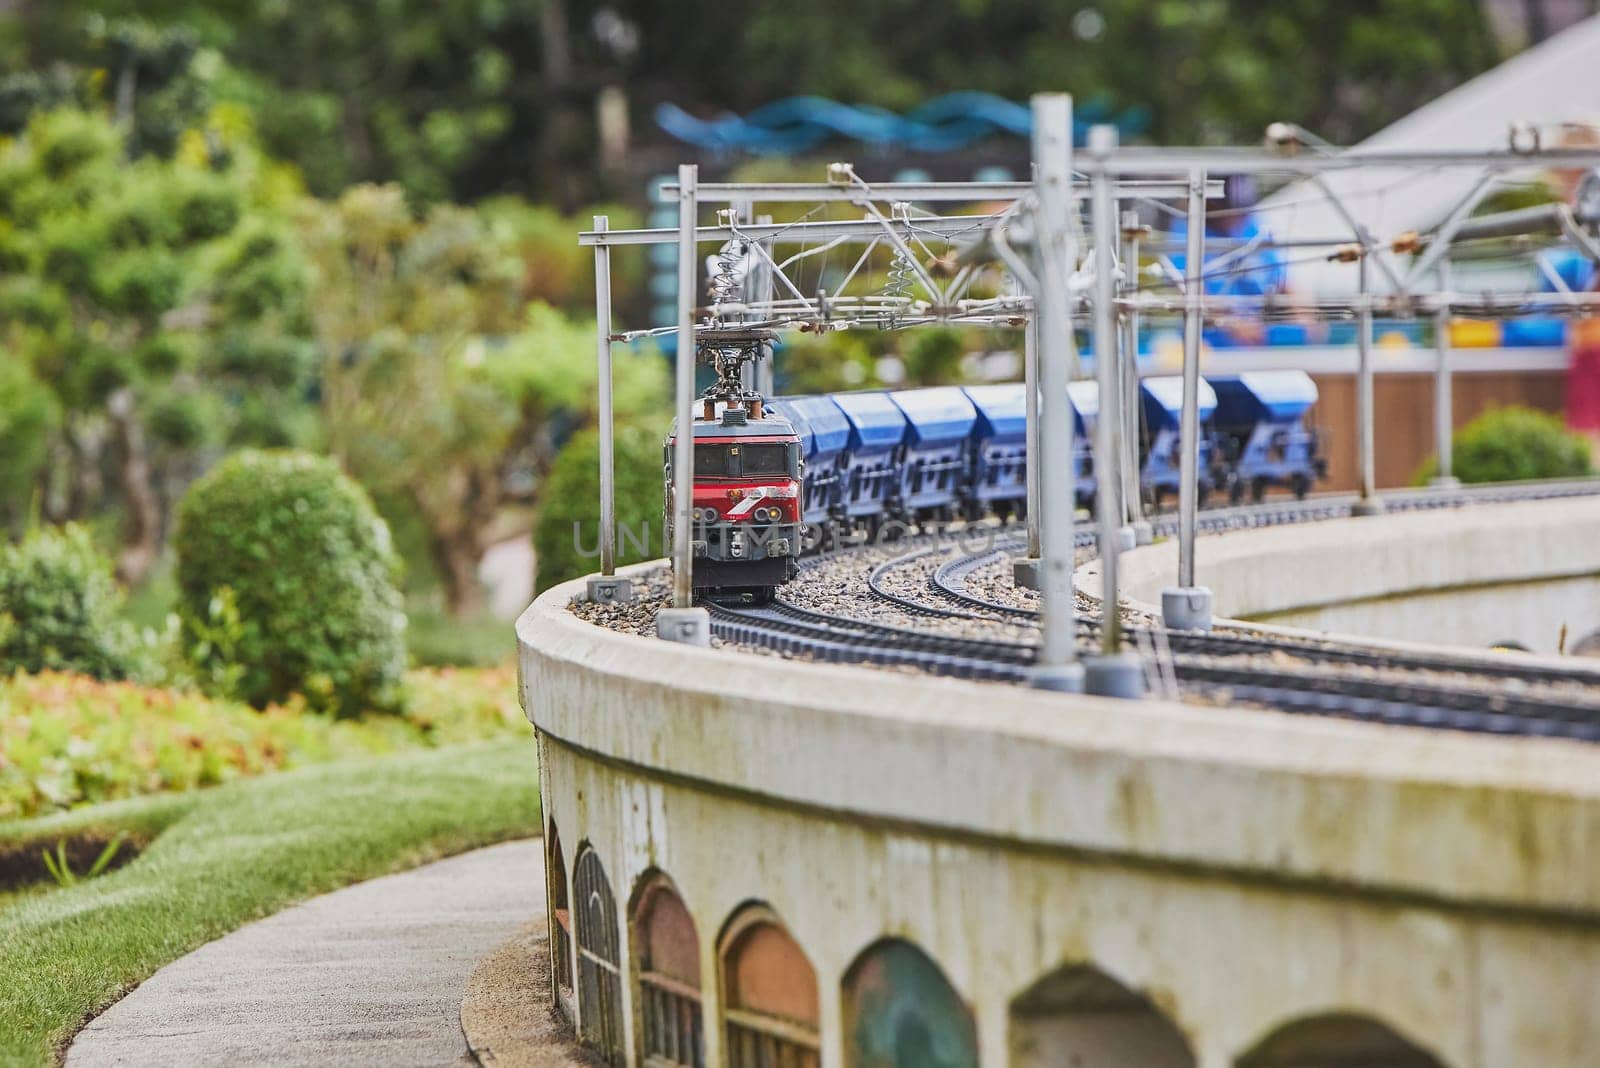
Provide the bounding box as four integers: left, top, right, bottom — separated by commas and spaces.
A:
520, 562, 1600, 1068
1101, 495, 1600, 655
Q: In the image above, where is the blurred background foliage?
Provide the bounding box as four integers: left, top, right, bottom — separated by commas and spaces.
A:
0, 0, 1525, 686
0, 1, 1504, 206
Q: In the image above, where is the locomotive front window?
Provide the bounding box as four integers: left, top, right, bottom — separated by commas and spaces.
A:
694, 442, 794, 477
694, 444, 733, 475
740, 444, 790, 476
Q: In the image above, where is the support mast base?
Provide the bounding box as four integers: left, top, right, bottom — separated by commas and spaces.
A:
1083, 653, 1147, 699
656, 607, 710, 646
1161, 586, 1214, 632
586, 576, 635, 605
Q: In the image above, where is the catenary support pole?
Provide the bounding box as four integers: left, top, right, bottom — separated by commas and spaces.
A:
1013, 309, 1044, 589
756, 213, 776, 397
585, 216, 633, 604
1084, 125, 1145, 697
1027, 94, 1083, 692
1120, 211, 1151, 545
1352, 248, 1385, 516
657, 165, 710, 643
1431, 259, 1458, 487
1162, 168, 1213, 631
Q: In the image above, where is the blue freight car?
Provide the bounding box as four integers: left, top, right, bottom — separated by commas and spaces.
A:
960, 383, 1028, 519
831, 392, 909, 525
889, 387, 978, 521
1066, 380, 1100, 508
768, 394, 852, 526
1139, 376, 1220, 506
1208, 371, 1324, 502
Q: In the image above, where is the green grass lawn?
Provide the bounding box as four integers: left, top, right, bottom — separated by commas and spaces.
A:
0, 739, 540, 1066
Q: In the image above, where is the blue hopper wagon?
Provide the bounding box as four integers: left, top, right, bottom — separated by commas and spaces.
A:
830, 392, 909, 525
768, 394, 851, 526
960, 383, 1028, 519
1139, 375, 1219, 506
1066, 380, 1103, 508
889, 387, 978, 521
1208, 371, 1324, 502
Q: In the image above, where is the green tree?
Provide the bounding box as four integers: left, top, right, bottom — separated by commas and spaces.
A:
0, 359, 59, 530
0, 107, 312, 582
301, 184, 667, 615
532, 420, 667, 594
0, 1, 1503, 205
776, 330, 881, 396
174, 449, 407, 714
1414, 406, 1593, 485
0, 524, 141, 680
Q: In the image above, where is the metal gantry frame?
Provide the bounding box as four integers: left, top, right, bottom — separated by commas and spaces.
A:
581, 95, 1600, 690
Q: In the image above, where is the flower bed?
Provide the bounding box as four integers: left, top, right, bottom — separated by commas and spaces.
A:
0, 666, 522, 820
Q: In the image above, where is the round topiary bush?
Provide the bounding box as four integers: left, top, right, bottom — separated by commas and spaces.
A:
1414, 406, 1594, 485
174, 450, 406, 715
0, 524, 140, 679
534, 421, 666, 594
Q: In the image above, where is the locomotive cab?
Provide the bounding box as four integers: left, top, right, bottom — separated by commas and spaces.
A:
665, 399, 803, 603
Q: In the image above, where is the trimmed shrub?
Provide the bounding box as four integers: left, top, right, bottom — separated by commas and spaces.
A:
1414, 406, 1593, 485
174, 450, 407, 715
533, 421, 666, 594
0, 524, 139, 680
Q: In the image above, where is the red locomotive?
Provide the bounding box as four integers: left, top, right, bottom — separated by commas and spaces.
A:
665, 330, 802, 603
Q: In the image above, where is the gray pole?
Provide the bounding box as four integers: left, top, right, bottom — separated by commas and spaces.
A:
656, 165, 710, 643
1084, 125, 1145, 697
595, 215, 616, 575
1028, 93, 1083, 692
1431, 260, 1458, 487
1352, 249, 1385, 515
583, 216, 634, 605
1178, 174, 1205, 588
1120, 212, 1150, 544
1024, 310, 1042, 559
756, 213, 776, 397
1161, 168, 1213, 632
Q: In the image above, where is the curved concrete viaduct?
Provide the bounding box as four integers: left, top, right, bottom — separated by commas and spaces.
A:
519, 498, 1600, 1067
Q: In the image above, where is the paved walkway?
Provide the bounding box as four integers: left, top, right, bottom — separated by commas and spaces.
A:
69, 839, 545, 1067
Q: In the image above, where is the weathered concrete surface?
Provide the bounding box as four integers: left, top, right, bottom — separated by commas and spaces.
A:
69, 840, 543, 1067
1094, 495, 1600, 654
523, 568, 1600, 1068
460, 925, 595, 1067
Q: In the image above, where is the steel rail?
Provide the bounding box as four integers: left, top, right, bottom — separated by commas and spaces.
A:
695, 479, 1600, 741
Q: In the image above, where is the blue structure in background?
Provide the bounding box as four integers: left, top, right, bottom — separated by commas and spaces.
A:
656, 92, 1147, 155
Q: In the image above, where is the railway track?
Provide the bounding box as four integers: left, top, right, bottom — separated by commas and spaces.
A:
704, 478, 1600, 742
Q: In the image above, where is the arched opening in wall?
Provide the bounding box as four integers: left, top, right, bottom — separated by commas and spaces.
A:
1571, 629, 1600, 658
841, 937, 978, 1068
1008, 963, 1195, 1068
1236, 1012, 1448, 1068
574, 846, 624, 1066
547, 823, 573, 1007
632, 873, 704, 1067
719, 904, 821, 1068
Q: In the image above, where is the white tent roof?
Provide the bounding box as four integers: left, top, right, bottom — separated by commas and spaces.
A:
1261, 14, 1600, 294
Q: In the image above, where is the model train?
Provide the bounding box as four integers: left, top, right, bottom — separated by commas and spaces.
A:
670, 365, 1326, 601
